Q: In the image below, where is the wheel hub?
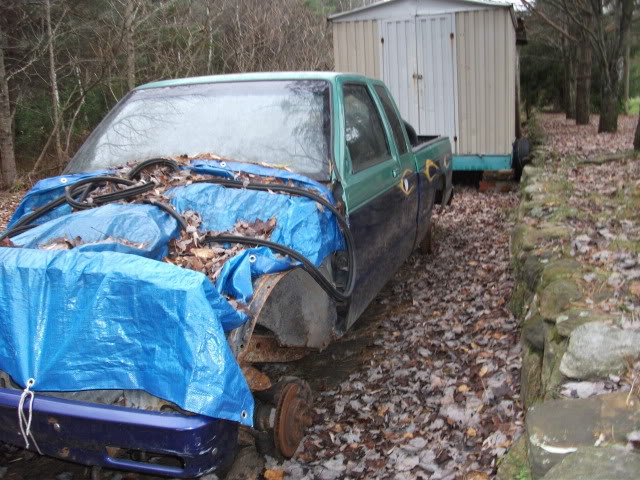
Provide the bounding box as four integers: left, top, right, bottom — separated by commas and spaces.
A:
273, 381, 312, 458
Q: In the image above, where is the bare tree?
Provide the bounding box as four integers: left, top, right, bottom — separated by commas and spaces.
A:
0, 20, 17, 187
124, 0, 137, 89
522, 0, 634, 133
45, 0, 64, 163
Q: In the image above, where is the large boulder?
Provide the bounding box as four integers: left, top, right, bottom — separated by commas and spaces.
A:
555, 309, 620, 338
541, 446, 640, 480
539, 259, 582, 290
526, 393, 640, 478
560, 323, 640, 379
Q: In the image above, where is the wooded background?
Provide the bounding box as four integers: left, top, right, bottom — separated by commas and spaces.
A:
0, 0, 379, 187
0, 0, 638, 188
520, 0, 640, 140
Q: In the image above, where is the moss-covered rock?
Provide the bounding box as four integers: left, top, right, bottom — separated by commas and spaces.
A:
538, 280, 583, 320
526, 393, 640, 478
521, 165, 543, 187
541, 326, 567, 397
539, 259, 582, 290
523, 254, 547, 292
541, 446, 640, 480
509, 282, 529, 319
511, 225, 572, 256
496, 434, 531, 480
522, 306, 547, 351
521, 343, 544, 408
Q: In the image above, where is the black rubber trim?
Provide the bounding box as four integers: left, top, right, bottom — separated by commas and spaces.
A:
194, 178, 355, 299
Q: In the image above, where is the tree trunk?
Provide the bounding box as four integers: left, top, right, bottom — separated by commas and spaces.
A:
634, 114, 640, 150
0, 21, 17, 187
575, 41, 592, 125
564, 52, 576, 119
598, 83, 619, 133
205, 2, 215, 74
125, 0, 136, 90
45, 0, 63, 165
623, 44, 630, 115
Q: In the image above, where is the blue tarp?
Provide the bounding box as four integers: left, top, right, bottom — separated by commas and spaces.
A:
7, 170, 112, 229
0, 248, 252, 424
0, 159, 343, 426
11, 203, 180, 260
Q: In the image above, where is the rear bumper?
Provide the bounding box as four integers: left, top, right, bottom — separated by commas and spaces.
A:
0, 388, 238, 478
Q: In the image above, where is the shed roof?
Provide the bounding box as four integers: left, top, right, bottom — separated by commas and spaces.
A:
328, 0, 514, 21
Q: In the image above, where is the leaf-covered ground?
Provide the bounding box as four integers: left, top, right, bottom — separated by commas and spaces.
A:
538, 113, 637, 158
262, 188, 521, 480
0, 190, 24, 231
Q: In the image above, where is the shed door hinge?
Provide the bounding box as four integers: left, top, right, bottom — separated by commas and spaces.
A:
450, 32, 454, 39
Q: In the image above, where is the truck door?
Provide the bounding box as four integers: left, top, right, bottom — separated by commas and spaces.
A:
340, 81, 418, 327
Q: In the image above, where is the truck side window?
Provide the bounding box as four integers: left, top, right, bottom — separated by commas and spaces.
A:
343, 84, 391, 173
374, 85, 408, 155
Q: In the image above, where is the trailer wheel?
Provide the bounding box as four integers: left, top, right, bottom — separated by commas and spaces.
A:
512, 138, 531, 182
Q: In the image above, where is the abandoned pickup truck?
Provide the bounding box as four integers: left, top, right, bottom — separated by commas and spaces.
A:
0, 72, 452, 477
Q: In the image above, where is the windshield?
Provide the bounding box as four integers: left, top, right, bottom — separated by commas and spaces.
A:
65, 80, 332, 180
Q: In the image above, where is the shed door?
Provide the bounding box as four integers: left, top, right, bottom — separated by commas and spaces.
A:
381, 19, 419, 130
382, 15, 457, 145
416, 15, 456, 143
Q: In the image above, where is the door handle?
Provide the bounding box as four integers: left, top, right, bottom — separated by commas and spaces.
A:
392, 168, 399, 178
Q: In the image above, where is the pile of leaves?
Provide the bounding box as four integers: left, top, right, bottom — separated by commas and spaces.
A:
166, 215, 277, 285
1, 157, 298, 287
266, 188, 522, 480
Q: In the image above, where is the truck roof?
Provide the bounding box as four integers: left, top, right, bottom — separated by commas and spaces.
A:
136, 71, 370, 90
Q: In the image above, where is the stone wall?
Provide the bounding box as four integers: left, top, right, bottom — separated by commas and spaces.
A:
497, 152, 640, 479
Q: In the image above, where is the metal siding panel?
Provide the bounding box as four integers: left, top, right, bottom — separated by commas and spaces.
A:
355, 21, 365, 74
347, 22, 357, 72
477, 11, 486, 154
456, 12, 469, 154
340, 23, 350, 72
503, 10, 511, 153
456, 13, 463, 152
486, 11, 495, 153
336, 23, 346, 71
364, 21, 374, 77
494, 11, 505, 154
510, 15, 517, 148
333, 23, 340, 70
373, 21, 382, 79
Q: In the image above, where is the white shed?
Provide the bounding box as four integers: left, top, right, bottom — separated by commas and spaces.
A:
329, 0, 526, 171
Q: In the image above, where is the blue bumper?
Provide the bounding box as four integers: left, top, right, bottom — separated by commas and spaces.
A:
0, 388, 238, 478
